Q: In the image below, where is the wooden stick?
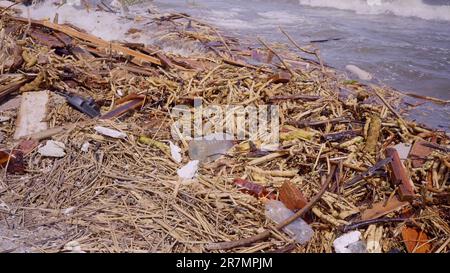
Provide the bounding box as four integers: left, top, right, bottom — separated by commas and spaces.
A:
268, 94, 320, 102
435, 237, 450, 253
175, 13, 233, 57
0, 77, 28, 101
279, 27, 325, 72
405, 93, 449, 105
342, 217, 409, 233
222, 58, 272, 73
212, 28, 233, 57
205, 165, 336, 250
258, 37, 296, 77
372, 87, 402, 120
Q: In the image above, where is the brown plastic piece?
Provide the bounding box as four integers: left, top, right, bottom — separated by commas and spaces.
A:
233, 178, 275, 199
0, 150, 25, 174
401, 227, 431, 253
408, 140, 433, 168
269, 72, 291, 84
279, 181, 308, 211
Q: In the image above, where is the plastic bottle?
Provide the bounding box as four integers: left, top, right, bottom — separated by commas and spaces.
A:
265, 200, 314, 245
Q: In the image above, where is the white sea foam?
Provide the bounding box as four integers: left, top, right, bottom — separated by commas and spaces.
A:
0, 0, 208, 56
298, 0, 450, 21
257, 11, 305, 24
1, 0, 135, 41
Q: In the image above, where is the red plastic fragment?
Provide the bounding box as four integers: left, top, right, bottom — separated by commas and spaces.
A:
233, 178, 275, 199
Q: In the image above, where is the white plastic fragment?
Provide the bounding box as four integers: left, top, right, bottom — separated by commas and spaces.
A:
333, 231, 367, 253
14, 91, 49, 139
265, 200, 314, 245
188, 133, 235, 162
345, 64, 373, 81
64, 240, 85, 253
62, 207, 76, 215
81, 142, 90, 152
177, 160, 199, 180
0, 116, 10, 122
394, 143, 412, 161
94, 126, 127, 139
38, 140, 66, 157
169, 141, 182, 163
65, 0, 82, 6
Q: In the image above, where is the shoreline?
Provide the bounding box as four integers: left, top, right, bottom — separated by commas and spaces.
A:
0, 2, 449, 253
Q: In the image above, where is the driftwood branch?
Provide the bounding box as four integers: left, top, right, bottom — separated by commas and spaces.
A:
372, 87, 405, 124
268, 94, 320, 102
279, 27, 325, 72
258, 37, 296, 77
342, 217, 410, 233
205, 165, 337, 251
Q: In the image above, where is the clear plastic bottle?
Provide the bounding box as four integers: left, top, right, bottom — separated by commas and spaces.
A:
265, 200, 314, 245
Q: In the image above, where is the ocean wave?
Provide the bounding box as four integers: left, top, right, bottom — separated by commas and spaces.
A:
298, 0, 450, 21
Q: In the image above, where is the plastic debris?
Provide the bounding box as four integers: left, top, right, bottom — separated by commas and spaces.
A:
265, 200, 314, 245
233, 178, 276, 199
0, 149, 25, 174
0, 1, 448, 254
188, 133, 234, 162
169, 141, 182, 163
94, 126, 127, 139
62, 207, 76, 215
333, 231, 368, 253
269, 71, 291, 84
394, 142, 412, 161
81, 142, 90, 152
63, 240, 85, 253
345, 64, 373, 81
188, 139, 234, 163
401, 227, 431, 253
409, 140, 434, 168
279, 181, 308, 211
177, 160, 199, 180
38, 140, 66, 158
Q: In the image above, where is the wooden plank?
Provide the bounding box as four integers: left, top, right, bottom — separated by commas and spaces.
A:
386, 147, 416, 201
14, 91, 49, 140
